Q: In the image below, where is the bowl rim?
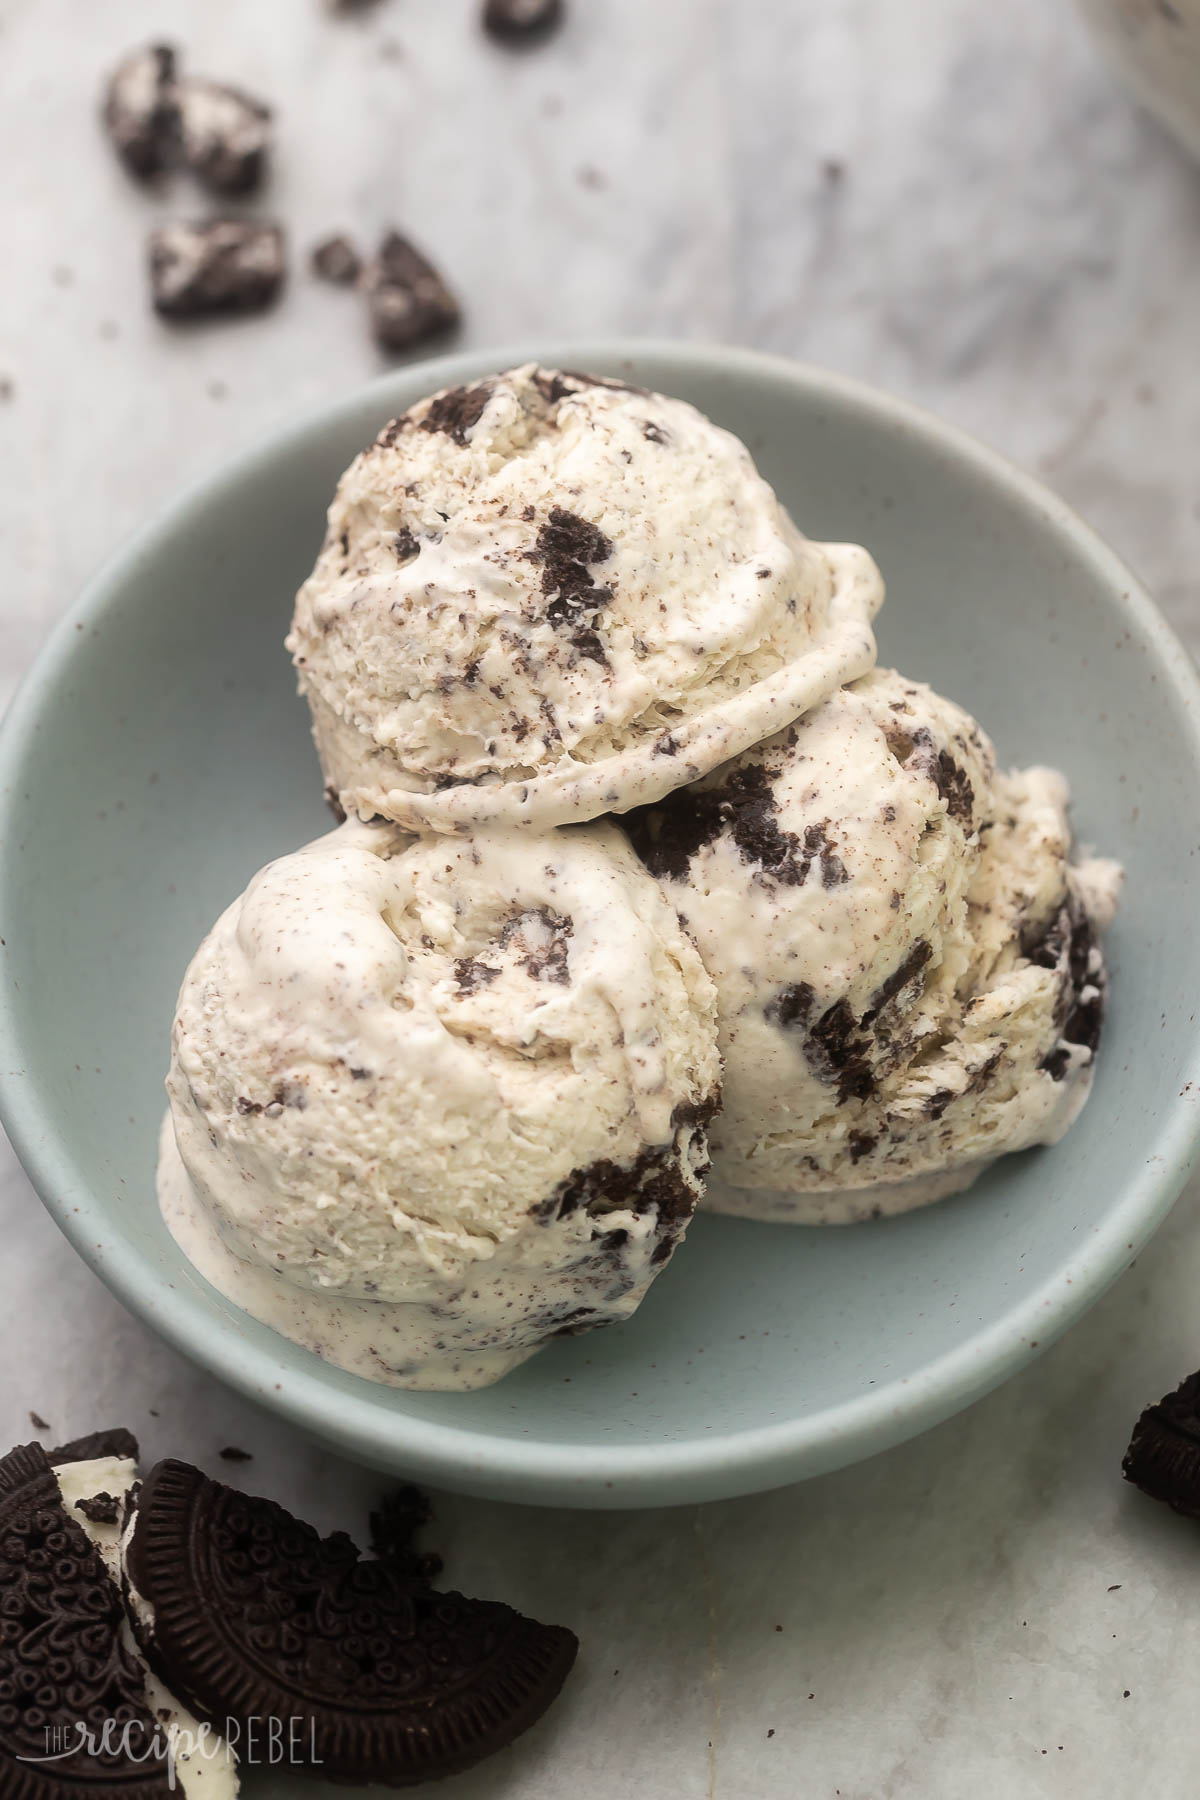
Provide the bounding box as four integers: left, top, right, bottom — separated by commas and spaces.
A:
3, 336, 1200, 1508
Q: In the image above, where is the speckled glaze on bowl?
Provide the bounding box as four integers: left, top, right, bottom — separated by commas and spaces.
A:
2, 342, 1199, 1509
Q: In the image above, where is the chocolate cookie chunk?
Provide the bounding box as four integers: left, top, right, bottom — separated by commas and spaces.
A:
175, 78, 272, 195
418, 379, 495, 445
311, 233, 363, 285
483, 0, 565, 43
102, 43, 178, 180
0, 1442, 172, 1796
127, 1459, 577, 1786
48, 1427, 140, 1465
1123, 1369, 1200, 1518
369, 1483, 443, 1584
149, 219, 285, 319
364, 232, 460, 351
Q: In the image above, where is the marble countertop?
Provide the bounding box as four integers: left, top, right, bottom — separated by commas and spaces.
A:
2, 0, 1199, 1793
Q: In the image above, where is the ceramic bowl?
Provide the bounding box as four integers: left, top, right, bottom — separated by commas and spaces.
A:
2, 341, 1199, 1508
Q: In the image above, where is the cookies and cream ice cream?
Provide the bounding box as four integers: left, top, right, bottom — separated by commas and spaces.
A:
287, 365, 883, 833
160, 817, 720, 1389
627, 668, 1121, 1223
157, 362, 1121, 1382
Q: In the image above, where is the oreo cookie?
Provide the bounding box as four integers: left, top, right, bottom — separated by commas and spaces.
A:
127, 1460, 577, 1786
0, 1442, 172, 1797
1123, 1369, 1200, 1518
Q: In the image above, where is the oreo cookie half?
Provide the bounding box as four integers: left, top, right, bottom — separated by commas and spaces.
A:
127, 1460, 578, 1786
0, 1442, 173, 1798
1123, 1368, 1200, 1518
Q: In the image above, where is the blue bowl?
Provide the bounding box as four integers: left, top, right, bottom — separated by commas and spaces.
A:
2, 341, 1199, 1507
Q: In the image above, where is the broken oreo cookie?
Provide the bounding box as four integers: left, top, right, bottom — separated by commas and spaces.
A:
149, 219, 285, 320
1123, 1368, 1200, 1518
103, 43, 178, 180
369, 1482, 444, 1584
102, 43, 273, 196
175, 78, 272, 196
127, 1458, 577, 1785
48, 1427, 141, 1466
311, 233, 363, 286
483, 0, 565, 44
0, 1441, 172, 1796
364, 231, 460, 351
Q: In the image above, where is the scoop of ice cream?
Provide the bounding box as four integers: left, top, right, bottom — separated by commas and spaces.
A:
161, 817, 720, 1388
626, 667, 1121, 1222
287, 364, 883, 833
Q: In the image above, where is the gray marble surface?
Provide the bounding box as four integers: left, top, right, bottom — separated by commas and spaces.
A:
2, 1, 1199, 1794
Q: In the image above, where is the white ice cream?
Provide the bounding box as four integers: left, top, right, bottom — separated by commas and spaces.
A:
288, 364, 882, 832
626, 667, 1121, 1222
161, 817, 720, 1387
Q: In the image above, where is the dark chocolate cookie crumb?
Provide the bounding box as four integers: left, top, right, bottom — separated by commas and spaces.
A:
483, 0, 565, 44
419, 379, 495, 445
933, 749, 975, 825
886, 724, 974, 825
102, 42, 178, 180
863, 939, 932, 1024
365, 232, 460, 353
218, 1446, 253, 1463
28, 1410, 50, 1432
1058, 906, 1104, 1055
369, 1483, 443, 1583
501, 907, 573, 984
454, 956, 501, 994
1027, 895, 1106, 1079
149, 218, 285, 319
49, 1427, 140, 1465
1123, 1370, 1200, 1518
532, 368, 583, 406
176, 77, 272, 195
627, 761, 839, 890
525, 508, 614, 658
311, 233, 363, 285
765, 982, 816, 1031
75, 1490, 122, 1525
806, 999, 877, 1105
547, 1091, 719, 1241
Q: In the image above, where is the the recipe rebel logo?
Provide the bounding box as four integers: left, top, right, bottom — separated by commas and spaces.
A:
20, 1716, 322, 1787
